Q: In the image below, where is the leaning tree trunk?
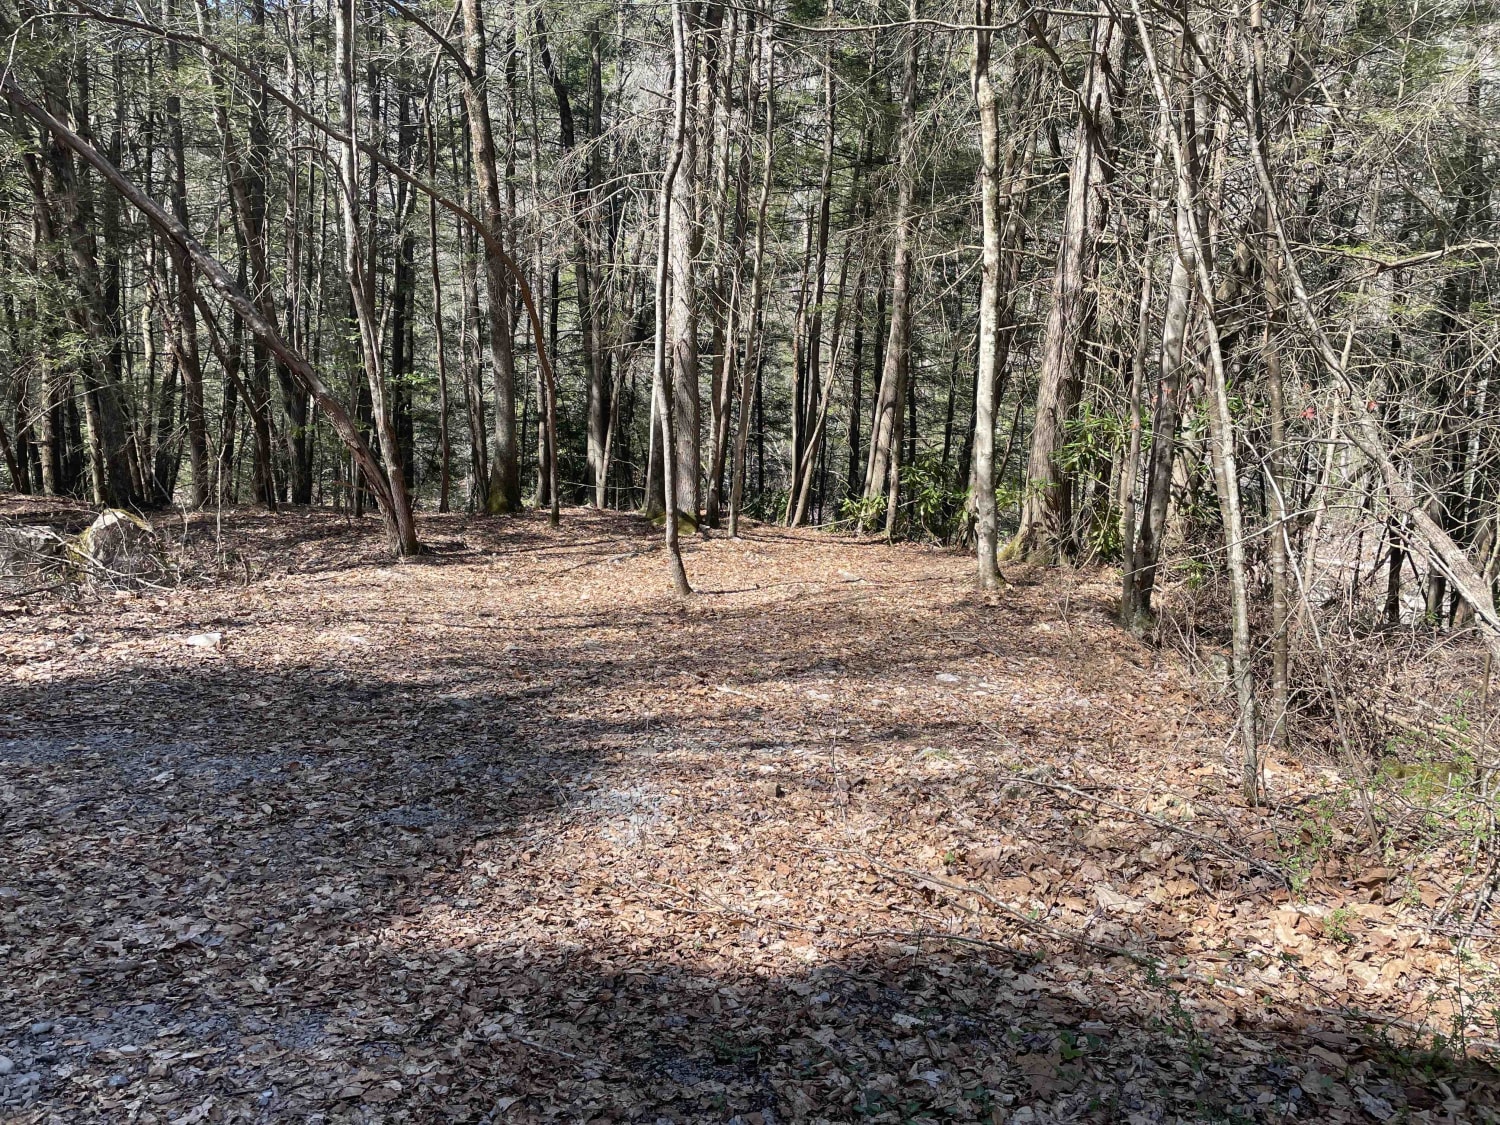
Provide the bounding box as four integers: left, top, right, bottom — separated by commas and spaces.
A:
0, 71, 412, 552
333, 0, 419, 555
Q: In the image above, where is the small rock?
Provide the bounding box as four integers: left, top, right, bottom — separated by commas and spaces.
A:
1356, 1087, 1395, 1121
28, 1021, 53, 1036
0, 1055, 13, 1075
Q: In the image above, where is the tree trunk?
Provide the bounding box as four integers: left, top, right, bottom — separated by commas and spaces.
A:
458, 0, 520, 513
1134, 2, 1258, 800
653, 0, 693, 595
160, 5, 209, 508
971, 0, 1003, 589
862, 0, 919, 537
729, 14, 774, 539
429, 121, 452, 513
1010, 4, 1119, 561
668, 4, 702, 526
334, 0, 419, 554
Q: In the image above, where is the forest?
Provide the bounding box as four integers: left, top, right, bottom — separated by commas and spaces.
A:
2, 0, 1500, 1118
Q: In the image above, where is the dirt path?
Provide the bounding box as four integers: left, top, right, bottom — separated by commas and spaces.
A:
1, 508, 1495, 1123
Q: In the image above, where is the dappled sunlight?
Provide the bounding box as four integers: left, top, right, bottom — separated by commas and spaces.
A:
2, 509, 1498, 1122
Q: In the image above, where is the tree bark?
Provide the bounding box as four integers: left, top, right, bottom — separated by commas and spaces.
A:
971, 0, 1003, 589
862, 0, 919, 537
653, 0, 693, 594
1010, 4, 1119, 561
730, 12, 774, 539
458, 0, 520, 513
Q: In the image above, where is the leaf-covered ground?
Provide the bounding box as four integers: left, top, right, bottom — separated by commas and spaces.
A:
2, 505, 1498, 1123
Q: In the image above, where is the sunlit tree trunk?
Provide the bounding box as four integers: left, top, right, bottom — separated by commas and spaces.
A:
862, 0, 919, 537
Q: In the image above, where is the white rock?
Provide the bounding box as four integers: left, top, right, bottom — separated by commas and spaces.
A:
0, 1055, 13, 1075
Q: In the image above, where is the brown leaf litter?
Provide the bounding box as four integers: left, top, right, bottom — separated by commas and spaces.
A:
1, 504, 1498, 1123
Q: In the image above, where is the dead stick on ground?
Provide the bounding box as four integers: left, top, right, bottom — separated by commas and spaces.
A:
995, 770, 1290, 886
871, 858, 1487, 1044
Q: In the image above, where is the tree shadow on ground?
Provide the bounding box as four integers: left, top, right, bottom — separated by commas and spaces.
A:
2, 509, 1498, 1123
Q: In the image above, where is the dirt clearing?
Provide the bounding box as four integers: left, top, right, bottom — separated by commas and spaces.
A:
2, 507, 1496, 1123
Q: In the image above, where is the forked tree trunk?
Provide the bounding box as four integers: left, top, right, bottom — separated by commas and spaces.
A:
1010, 4, 1119, 562
333, 0, 419, 555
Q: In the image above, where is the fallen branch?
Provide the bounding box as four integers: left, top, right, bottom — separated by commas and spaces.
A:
997, 770, 1291, 886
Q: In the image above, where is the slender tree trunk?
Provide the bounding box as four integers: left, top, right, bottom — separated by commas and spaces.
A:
668, 4, 702, 525
790, 242, 851, 527
1135, 2, 1258, 799
1127, 162, 1192, 624
428, 122, 452, 513
730, 14, 774, 539
862, 0, 919, 537
971, 0, 1003, 588
653, 0, 692, 594
333, 0, 419, 554
705, 6, 747, 528
162, 49, 209, 505
1265, 312, 1290, 746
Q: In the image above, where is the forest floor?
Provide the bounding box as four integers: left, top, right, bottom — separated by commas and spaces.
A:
2, 501, 1499, 1124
